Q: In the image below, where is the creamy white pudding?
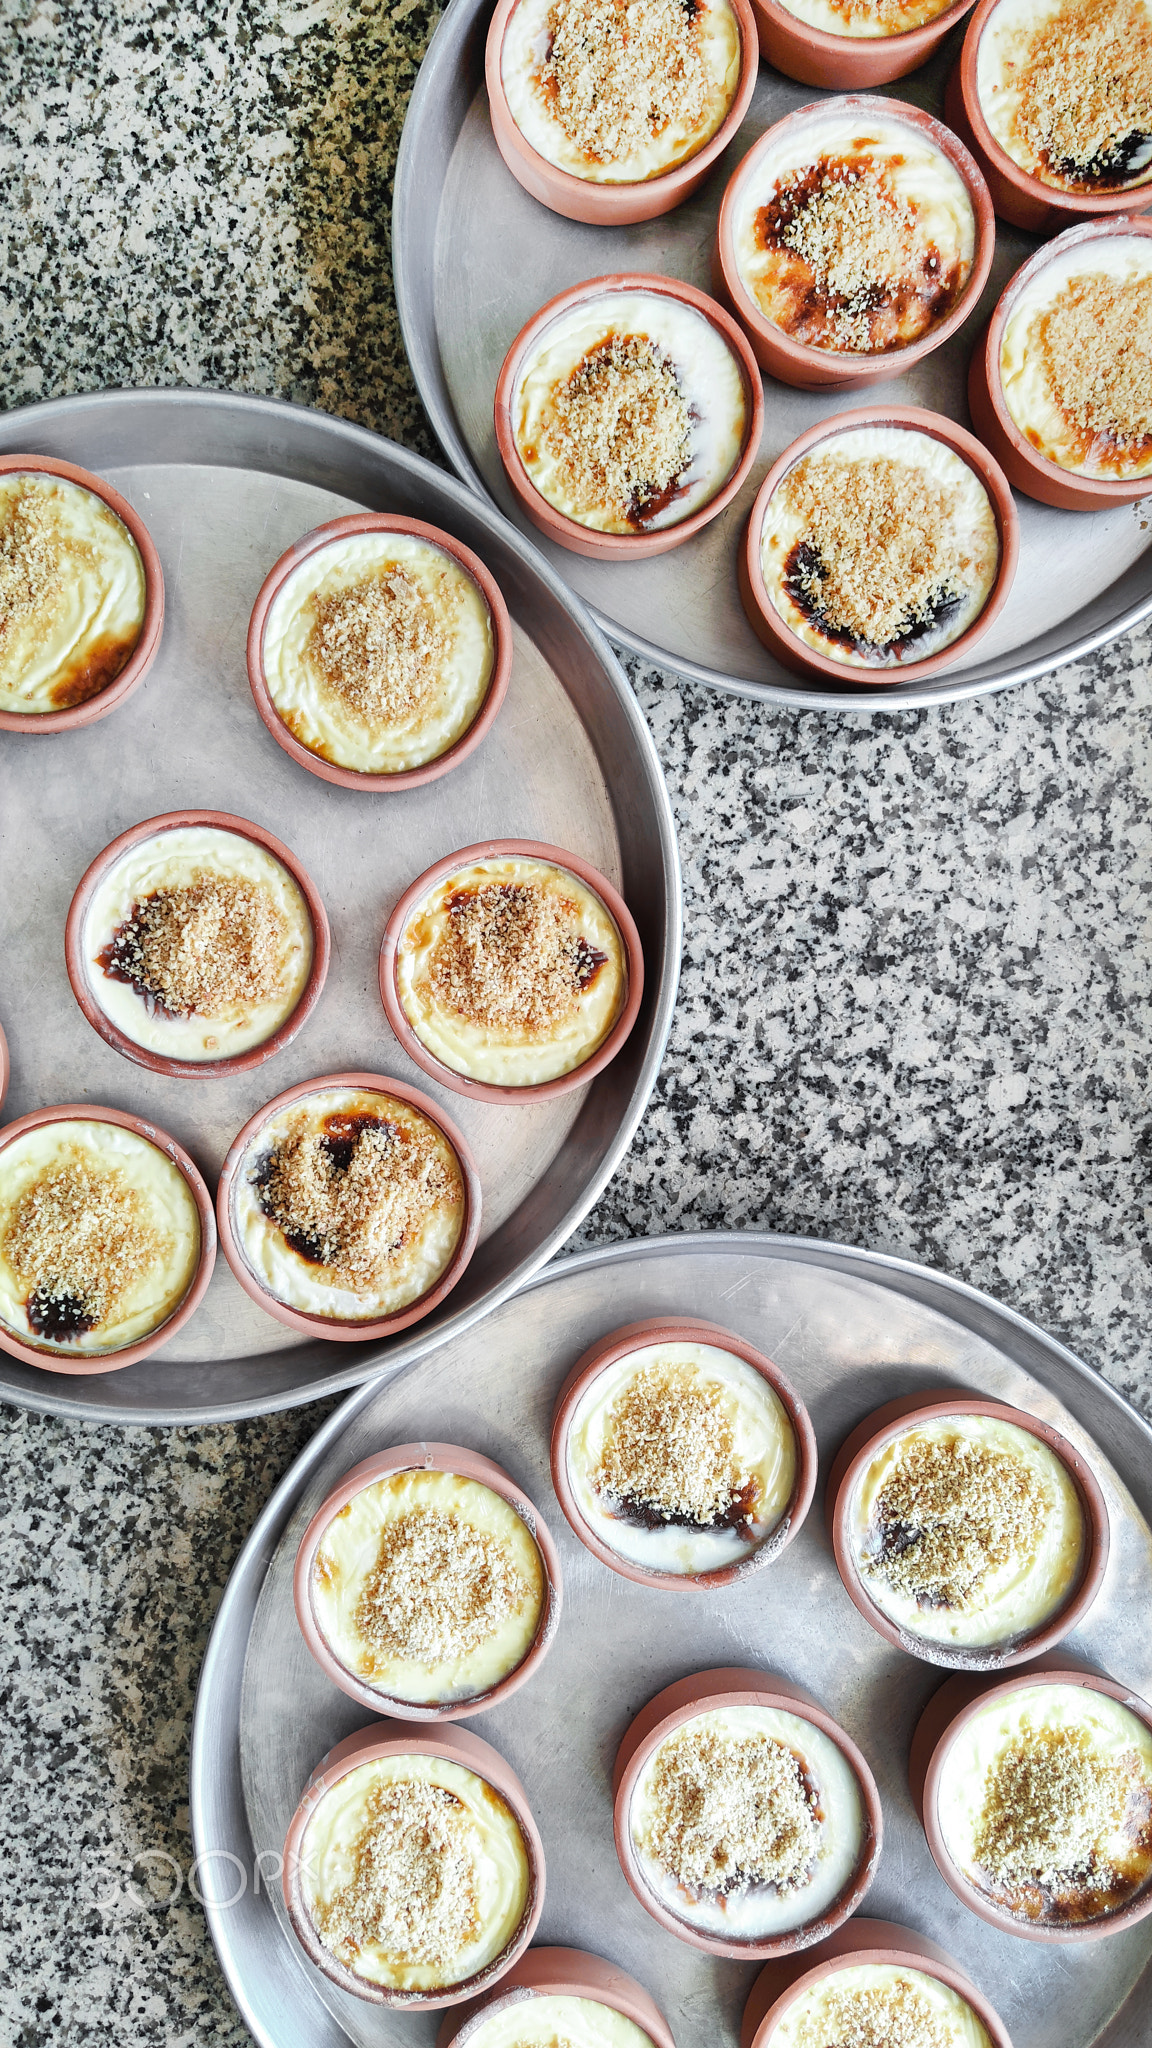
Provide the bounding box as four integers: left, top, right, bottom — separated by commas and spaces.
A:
733, 112, 975, 355
465, 1993, 657, 2048
1000, 235, 1152, 477
395, 855, 626, 1087
976, 0, 1152, 194
500, 0, 741, 184
312, 1467, 545, 1704
629, 1704, 867, 1939
234, 1086, 465, 1322
84, 824, 313, 1063
512, 292, 747, 533
0, 471, 147, 716
300, 1752, 530, 1990
261, 531, 495, 774
775, 0, 955, 36
0, 1119, 200, 1355
760, 426, 1000, 668
937, 1682, 1152, 1927
767, 1964, 992, 2048
566, 1339, 797, 1574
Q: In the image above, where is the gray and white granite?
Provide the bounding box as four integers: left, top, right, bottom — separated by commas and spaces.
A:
1, 0, 1151, 2040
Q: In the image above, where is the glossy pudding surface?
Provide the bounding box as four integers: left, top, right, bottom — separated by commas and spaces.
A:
768, 1963, 992, 2048
976, 0, 1152, 194
466, 1993, 657, 2048
0, 471, 146, 715
1000, 235, 1152, 477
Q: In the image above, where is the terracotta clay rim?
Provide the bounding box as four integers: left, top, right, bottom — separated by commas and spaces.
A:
293, 1441, 563, 1719
484, 0, 759, 225
716, 97, 994, 388
379, 838, 645, 1105
912, 1658, 1152, 1944
825, 1391, 1110, 1670
739, 404, 1019, 685
612, 1667, 882, 1958
216, 1070, 482, 1342
740, 1919, 1014, 2048
0, 454, 165, 735
0, 1102, 216, 1375
438, 1945, 678, 2048
550, 1315, 818, 1589
750, 0, 976, 91
63, 808, 332, 1080
246, 513, 513, 791
493, 274, 765, 560
282, 1719, 545, 2007
969, 217, 1152, 510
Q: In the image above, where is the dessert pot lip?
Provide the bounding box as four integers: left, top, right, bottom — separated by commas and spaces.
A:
749, 0, 980, 84
741, 1918, 1015, 2048
436, 1944, 679, 2048
245, 511, 513, 793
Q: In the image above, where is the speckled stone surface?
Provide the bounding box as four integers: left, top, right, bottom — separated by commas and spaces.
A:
1, 1, 1151, 2041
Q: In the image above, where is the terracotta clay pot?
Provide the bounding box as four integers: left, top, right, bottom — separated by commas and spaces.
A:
494, 274, 764, 560
437, 1945, 677, 2048
715, 97, 994, 389
910, 1655, 1152, 1944
740, 1919, 1014, 2048
64, 809, 331, 1081
294, 1441, 563, 1719
246, 513, 513, 791
0, 1102, 216, 1375
0, 454, 165, 734
379, 838, 644, 1105
282, 1719, 545, 2007
550, 1315, 817, 1588
968, 217, 1152, 510
485, 0, 759, 225
216, 1071, 481, 1343
738, 404, 1019, 685
612, 1667, 882, 1958
749, 0, 976, 89
826, 1390, 1110, 1668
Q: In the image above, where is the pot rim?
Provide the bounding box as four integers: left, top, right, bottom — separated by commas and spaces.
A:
742, 1918, 1014, 2048
436, 1944, 678, 2048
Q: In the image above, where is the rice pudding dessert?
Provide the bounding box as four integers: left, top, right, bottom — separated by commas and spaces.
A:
1000, 235, 1152, 477
976, 0, 1152, 194
566, 1339, 797, 1575
512, 291, 747, 534
851, 1413, 1086, 1653
733, 112, 976, 355
937, 1682, 1152, 1927
765, 1965, 993, 2048
759, 426, 1000, 668
629, 1705, 867, 1939
299, 1752, 531, 1991
84, 824, 314, 1063
311, 1468, 545, 1705
233, 1086, 466, 1322
0, 1119, 200, 1356
395, 855, 626, 1087
0, 470, 146, 715
776, 0, 956, 37
260, 531, 495, 775
499, 0, 741, 185
464, 1994, 658, 2048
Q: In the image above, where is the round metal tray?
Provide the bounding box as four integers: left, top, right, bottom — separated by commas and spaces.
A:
191, 1230, 1152, 2048
393, 0, 1152, 709
0, 389, 680, 1425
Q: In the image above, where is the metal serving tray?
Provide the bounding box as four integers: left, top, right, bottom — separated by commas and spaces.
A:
191, 1231, 1152, 2048
0, 389, 680, 1426
394, 0, 1152, 710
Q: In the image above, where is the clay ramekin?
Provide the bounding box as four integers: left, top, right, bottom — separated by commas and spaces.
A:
216, 1070, 481, 1343
969, 217, 1152, 510
494, 275, 765, 560
437, 1945, 677, 2048
0, 1102, 216, 1375
738, 404, 1019, 686
294, 1441, 563, 1719
379, 838, 644, 1106
947, 0, 1152, 233
246, 513, 513, 792
740, 1918, 1014, 2048
550, 1315, 817, 1589
64, 808, 331, 1081
826, 1391, 1110, 1669
484, 0, 759, 225
0, 454, 164, 735
612, 1667, 882, 1958
283, 1719, 545, 2008
750, 0, 976, 89
715, 97, 994, 389
909, 1654, 1152, 1944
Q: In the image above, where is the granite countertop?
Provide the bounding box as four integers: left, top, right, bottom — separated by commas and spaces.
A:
2, 1, 1151, 2041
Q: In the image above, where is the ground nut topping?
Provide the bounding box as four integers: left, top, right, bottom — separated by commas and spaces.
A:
256, 1113, 458, 1290
785, 1980, 955, 2048
1034, 271, 1152, 455
101, 872, 292, 1017
0, 484, 69, 644
538, 333, 692, 527
314, 1779, 480, 1967
595, 1361, 739, 1524
541, 0, 711, 164
353, 1507, 534, 1664
306, 566, 451, 727
2, 1156, 170, 1340
640, 1726, 820, 1895
973, 1723, 1140, 1891
864, 1433, 1048, 1610
429, 881, 606, 1033
1011, 0, 1152, 187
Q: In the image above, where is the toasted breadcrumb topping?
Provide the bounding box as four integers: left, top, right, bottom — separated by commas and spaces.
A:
0, 483, 71, 644
107, 873, 291, 1017
1011, 0, 1152, 185
973, 1722, 1141, 1893
778, 168, 919, 350
865, 1431, 1048, 1611
540, 333, 692, 527
313, 1778, 481, 1968
785, 1978, 955, 2048
2, 1155, 170, 1334
540, 0, 710, 165
1036, 271, 1152, 455
596, 1361, 741, 1525
353, 1507, 534, 1667
427, 881, 603, 1035
641, 1726, 820, 1895
258, 1113, 459, 1290
307, 567, 452, 728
